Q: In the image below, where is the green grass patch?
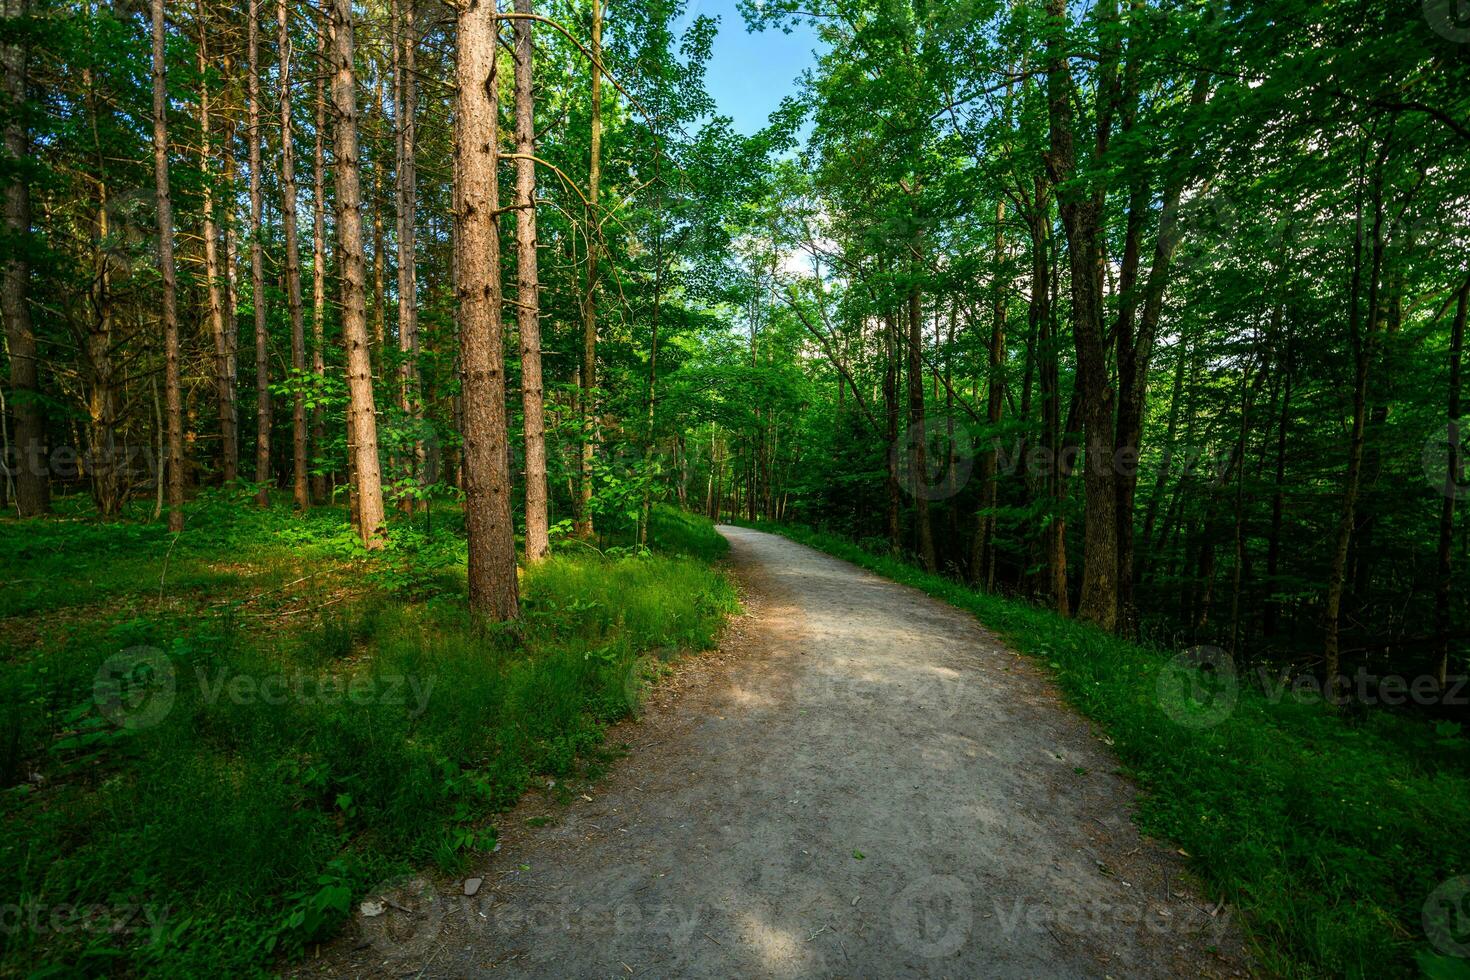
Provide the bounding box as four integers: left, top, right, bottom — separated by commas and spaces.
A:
0, 497, 735, 977
740, 519, 1469, 979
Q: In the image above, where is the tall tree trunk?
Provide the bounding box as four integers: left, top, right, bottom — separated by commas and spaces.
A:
150, 0, 183, 532
395, 0, 424, 508
1043, 0, 1120, 630
972, 197, 1006, 586
196, 3, 236, 486
906, 285, 936, 571
371, 71, 387, 372
1263, 331, 1292, 638
1323, 135, 1388, 699
882, 311, 901, 554
330, 0, 385, 547
279, 0, 308, 510
248, 0, 271, 505
2, 0, 46, 515
1436, 279, 1468, 686
513, 0, 548, 561
310, 14, 329, 503
576, 0, 603, 538
456, 0, 519, 618
222, 103, 241, 458
1113, 81, 1205, 631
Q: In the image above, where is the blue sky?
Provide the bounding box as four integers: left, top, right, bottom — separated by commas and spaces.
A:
679, 0, 823, 135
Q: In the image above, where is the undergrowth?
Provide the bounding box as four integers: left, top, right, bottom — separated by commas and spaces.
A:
0, 495, 735, 977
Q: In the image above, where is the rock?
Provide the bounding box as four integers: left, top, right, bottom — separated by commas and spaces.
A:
359, 900, 386, 917
464, 877, 483, 897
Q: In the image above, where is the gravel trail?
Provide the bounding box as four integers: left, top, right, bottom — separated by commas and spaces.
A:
311, 525, 1248, 978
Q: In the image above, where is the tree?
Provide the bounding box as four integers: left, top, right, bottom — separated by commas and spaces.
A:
150, 0, 182, 532
454, 0, 518, 618
2, 0, 45, 516
280, 0, 309, 510
576, 0, 603, 538
247, 0, 271, 506
513, 0, 548, 561
330, 0, 386, 547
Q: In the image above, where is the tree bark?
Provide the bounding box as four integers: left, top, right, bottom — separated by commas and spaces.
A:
513, 0, 548, 561
248, 0, 271, 505
1042, 0, 1120, 630
310, 12, 329, 503
882, 311, 901, 554
971, 197, 1006, 587
279, 0, 309, 510
395, 0, 424, 507
151, 0, 183, 532
455, 0, 518, 619
330, 0, 386, 547
196, 3, 236, 486
2, 0, 46, 515
906, 285, 936, 571
1323, 134, 1388, 699
1436, 278, 1468, 685
576, 0, 603, 538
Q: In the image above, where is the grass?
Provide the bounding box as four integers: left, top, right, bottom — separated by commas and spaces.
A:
737, 519, 1470, 980
0, 493, 736, 977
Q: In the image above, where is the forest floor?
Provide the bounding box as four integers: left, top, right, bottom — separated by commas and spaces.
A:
304, 525, 1249, 978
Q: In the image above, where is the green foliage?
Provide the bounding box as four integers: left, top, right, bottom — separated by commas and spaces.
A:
0, 502, 735, 975
753, 520, 1470, 979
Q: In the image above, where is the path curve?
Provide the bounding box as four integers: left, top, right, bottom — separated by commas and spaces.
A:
312, 526, 1248, 978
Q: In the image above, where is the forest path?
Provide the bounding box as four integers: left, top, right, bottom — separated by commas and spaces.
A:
315, 526, 1248, 978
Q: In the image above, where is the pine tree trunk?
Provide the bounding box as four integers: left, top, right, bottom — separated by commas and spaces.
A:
576, 0, 603, 538
371, 72, 386, 372
395, 0, 424, 510
330, 0, 386, 547
279, 0, 309, 510
151, 0, 183, 532
2, 0, 46, 515
1437, 279, 1468, 686
248, 0, 271, 506
513, 0, 548, 561
196, 4, 236, 486
310, 13, 328, 503
455, 0, 519, 618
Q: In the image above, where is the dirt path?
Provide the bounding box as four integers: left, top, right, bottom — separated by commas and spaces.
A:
310, 526, 1248, 978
